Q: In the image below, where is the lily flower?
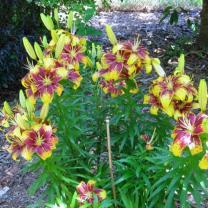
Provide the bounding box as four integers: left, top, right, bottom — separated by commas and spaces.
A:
99, 80, 126, 97
22, 67, 63, 104
68, 69, 83, 89
170, 113, 206, 157
22, 124, 58, 160
7, 136, 34, 161
76, 180, 106, 205
144, 74, 197, 119
61, 43, 86, 69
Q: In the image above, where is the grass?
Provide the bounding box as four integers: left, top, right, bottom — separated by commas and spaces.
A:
96, 0, 202, 10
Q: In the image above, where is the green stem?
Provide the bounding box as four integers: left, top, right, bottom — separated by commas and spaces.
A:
54, 95, 74, 154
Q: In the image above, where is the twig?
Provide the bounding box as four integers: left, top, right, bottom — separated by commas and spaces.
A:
105, 117, 117, 207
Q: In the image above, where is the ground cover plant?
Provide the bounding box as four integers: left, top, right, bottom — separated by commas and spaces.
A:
1, 7, 208, 208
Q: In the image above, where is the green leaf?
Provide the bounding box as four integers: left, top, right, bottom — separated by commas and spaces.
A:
165, 189, 175, 208
149, 183, 166, 200
167, 175, 180, 194
151, 172, 172, 190
170, 10, 179, 25
28, 173, 48, 195
180, 172, 192, 207
70, 192, 78, 208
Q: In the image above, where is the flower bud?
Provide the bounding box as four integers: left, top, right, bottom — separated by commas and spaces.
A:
40, 13, 54, 31
174, 54, 185, 75
19, 90, 26, 109
105, 24, 117, 45
55, 34, 66, 58
198, 79, 207, 112
152, 58, 166, 77
23, 37, 37, 60
40, 104, 49, 120
3, 101, 13, 116
34, 42, 44, 60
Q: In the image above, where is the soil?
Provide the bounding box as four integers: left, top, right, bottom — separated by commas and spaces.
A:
0, 10, 208, 208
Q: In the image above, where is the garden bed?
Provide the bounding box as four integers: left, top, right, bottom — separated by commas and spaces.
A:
1, 9, 208, 208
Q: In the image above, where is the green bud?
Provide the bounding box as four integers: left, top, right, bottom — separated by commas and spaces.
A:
19, 90, 26, 108
91, 43, 96, 59
202, 118, 208, 133
26, 99, 34, 115
40, 104, 49, 120
54, 8, 59, 23
175, 54, 185, 75
34, 42, 44, 60
3, 101, 13, 115
51, 30, 59, 43
67, 11, 74, 32
42, 35, 48, 48
96, 45, 102, 59
198, 79, 207, 112
55, 34, 66, 58
23, 37, 37, 60
152, 58, 166, 77
40, 13, 54, 31
105, 24, 117, 45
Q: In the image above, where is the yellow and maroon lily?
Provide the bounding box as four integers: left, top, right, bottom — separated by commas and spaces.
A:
22, 124, 58, 160
170, 113, 206, 157
0, 93, 58, 161
22, 66, 63, 104
76, 180, 106, 205
144, 74, 197, 119
93, 26, 155, 96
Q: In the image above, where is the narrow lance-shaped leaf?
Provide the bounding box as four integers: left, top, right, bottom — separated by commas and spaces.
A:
198, 79, 207, 112
55, 34, 66, 58
19, 90, 26, 108
67, 11, 74, 32
23, 37, 37, 60
105, 24, 117, 45
69, 192, 78, 208
40, 13, 54, 31
34, 42, 44, 60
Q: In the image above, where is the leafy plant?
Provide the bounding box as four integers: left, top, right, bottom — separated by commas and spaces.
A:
1, 7, 208, 208
160, 6, 199, 32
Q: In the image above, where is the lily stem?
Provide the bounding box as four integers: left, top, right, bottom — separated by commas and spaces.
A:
106, 117, 117, 207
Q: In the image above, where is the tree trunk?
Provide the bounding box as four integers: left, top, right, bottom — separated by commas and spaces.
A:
198, 0, 208, 47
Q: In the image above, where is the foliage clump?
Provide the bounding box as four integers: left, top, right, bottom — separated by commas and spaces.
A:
1, 7, 208, 208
